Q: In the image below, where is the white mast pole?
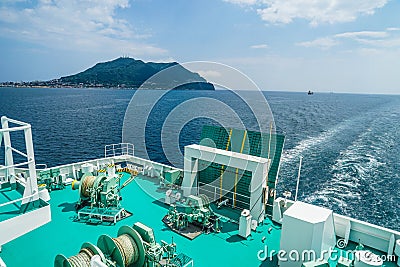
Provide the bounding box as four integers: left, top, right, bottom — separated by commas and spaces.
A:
294, 156, 302, 201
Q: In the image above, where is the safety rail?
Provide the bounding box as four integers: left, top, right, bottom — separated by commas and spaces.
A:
0, 159, 34, 171
198, 182, 251, 209
35, 164, 48, 170
0, 192, 38, 208
104, 143, 134, 158
0, 116, 39, 212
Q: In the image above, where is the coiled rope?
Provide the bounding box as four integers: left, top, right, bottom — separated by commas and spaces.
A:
81, 176, 96, 198
113, 234, 139, 266
199, 194, 210, 208
67, 247, 94, 267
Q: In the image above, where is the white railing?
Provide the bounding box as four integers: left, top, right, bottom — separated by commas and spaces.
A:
198, 181, 251, 209
0, 116, 39, 211
104, 143, 134, 158
0, 192, 38, 208
0, 159, 35, 171
35, 164, 47, 170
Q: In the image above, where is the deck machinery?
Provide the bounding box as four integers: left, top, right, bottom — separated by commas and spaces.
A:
72, 164, 137, 224
38, 168, 65, 191
163, 194, 221, 239
55, 222, 193, 267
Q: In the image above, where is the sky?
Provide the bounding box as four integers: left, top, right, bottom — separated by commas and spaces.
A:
0, 0, 399, 94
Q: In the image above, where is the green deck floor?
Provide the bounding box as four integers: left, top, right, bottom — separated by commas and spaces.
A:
0, 187, 22, 222
0, 173, 397, 267
0, 173, 282, 267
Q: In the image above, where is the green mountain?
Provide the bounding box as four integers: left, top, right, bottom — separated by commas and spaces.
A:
59, 57, 215, 90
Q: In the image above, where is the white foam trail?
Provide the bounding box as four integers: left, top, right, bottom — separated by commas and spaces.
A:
282, 124, 344, 164
305, 116, 388, 208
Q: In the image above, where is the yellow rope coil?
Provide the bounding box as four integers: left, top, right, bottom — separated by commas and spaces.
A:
113, 234, 139, 266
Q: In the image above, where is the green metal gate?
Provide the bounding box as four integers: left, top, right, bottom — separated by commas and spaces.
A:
197, 125, 285, 216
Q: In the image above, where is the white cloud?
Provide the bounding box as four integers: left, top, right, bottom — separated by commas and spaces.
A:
335, 30, 400, 48
0, 0, 26, 3
299, 29, 400, 50
226, 0, 388, 26
335, 31, 388, 39
297, 37, 338, 50
356, 37, 400, 48
250, 44, 268, 49
224, 0, 258, 5
0, 0, 166, 56
357, 48, 383, 55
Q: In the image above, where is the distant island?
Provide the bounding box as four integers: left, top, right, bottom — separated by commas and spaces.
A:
0, 57, 215, 90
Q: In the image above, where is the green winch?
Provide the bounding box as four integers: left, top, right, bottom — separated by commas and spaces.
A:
54, 222, 193, 267
71, 164, 137, 224
163, 194, 221, 239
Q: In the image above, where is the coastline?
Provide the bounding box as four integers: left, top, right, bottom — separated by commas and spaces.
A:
0, 84, 215, 90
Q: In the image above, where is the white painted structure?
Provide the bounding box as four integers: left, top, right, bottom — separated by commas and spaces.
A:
272, 197, 295, 224
279, 201, 336, 267
273, 198, 400, 266
0, 116, 40, 210
395, 239, 400, 266
182, 144, 270, 222
0, 203, 51, 247
0, 117, 51, 263
239, 209, 252, 238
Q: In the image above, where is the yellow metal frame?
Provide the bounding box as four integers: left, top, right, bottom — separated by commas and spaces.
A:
219, 129, 232, 200
233, 130, 247, 207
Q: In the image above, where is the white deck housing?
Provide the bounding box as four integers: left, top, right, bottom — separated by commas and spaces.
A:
182, 144, 270, 222
280, 201, 336, 267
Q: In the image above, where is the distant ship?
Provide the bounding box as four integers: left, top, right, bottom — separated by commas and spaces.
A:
308, 90, 314, 95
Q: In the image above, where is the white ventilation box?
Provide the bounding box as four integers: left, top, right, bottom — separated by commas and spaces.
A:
395, 239, 400, 255
394, 239, 400, 266
81, 163, 94, 174
279, 201, 336, 267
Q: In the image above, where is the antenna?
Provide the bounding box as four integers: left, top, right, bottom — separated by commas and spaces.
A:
294, 156, 303, 201
263, 122, 273, 207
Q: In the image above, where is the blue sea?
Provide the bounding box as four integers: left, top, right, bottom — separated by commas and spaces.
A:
0, 87, 399, 231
